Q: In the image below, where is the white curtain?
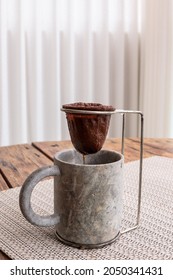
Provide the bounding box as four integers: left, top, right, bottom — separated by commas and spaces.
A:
139, 0, 173, 137
0, 0, 172, 146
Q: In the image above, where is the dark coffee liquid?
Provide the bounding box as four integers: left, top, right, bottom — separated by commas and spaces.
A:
83, 154, 86, 164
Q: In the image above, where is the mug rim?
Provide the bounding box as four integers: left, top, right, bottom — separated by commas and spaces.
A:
54, 149, 123, 167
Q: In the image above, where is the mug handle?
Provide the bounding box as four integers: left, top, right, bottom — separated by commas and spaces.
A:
19, 165, 60, 227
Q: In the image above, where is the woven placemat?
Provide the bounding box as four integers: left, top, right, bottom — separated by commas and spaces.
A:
0, 156, 173, 260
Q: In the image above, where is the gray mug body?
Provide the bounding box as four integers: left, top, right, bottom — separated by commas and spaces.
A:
19, 149, 124, 248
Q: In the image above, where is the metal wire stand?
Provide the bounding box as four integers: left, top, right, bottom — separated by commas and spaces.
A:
61, 107, 144, 236
115, 109, 144, 235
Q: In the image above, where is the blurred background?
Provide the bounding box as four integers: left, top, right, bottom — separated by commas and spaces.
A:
0, 0, 172, 146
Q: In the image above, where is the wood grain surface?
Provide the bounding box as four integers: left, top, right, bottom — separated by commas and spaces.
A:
0, 144, 52, 189
0, 138, 173, 260
33, 138, 173, 162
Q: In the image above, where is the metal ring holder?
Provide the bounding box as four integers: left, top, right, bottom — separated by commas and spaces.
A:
61, 108, 144, 237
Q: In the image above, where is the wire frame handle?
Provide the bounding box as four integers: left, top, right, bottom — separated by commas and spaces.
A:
115, 109, 144, 235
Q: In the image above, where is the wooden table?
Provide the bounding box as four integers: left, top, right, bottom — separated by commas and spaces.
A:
0, 138, 173, 260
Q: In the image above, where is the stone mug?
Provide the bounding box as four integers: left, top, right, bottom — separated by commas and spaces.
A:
19, 149, 124, 248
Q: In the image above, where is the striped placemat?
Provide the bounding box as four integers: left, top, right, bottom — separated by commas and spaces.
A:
0, 156, 173, 259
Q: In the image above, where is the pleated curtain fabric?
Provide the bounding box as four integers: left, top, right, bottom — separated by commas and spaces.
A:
139, 0, 173, 137
0, 0, 172, 146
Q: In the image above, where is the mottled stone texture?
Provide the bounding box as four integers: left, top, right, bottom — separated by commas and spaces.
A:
19, 148, 124, 248
54, 149, 124, 246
